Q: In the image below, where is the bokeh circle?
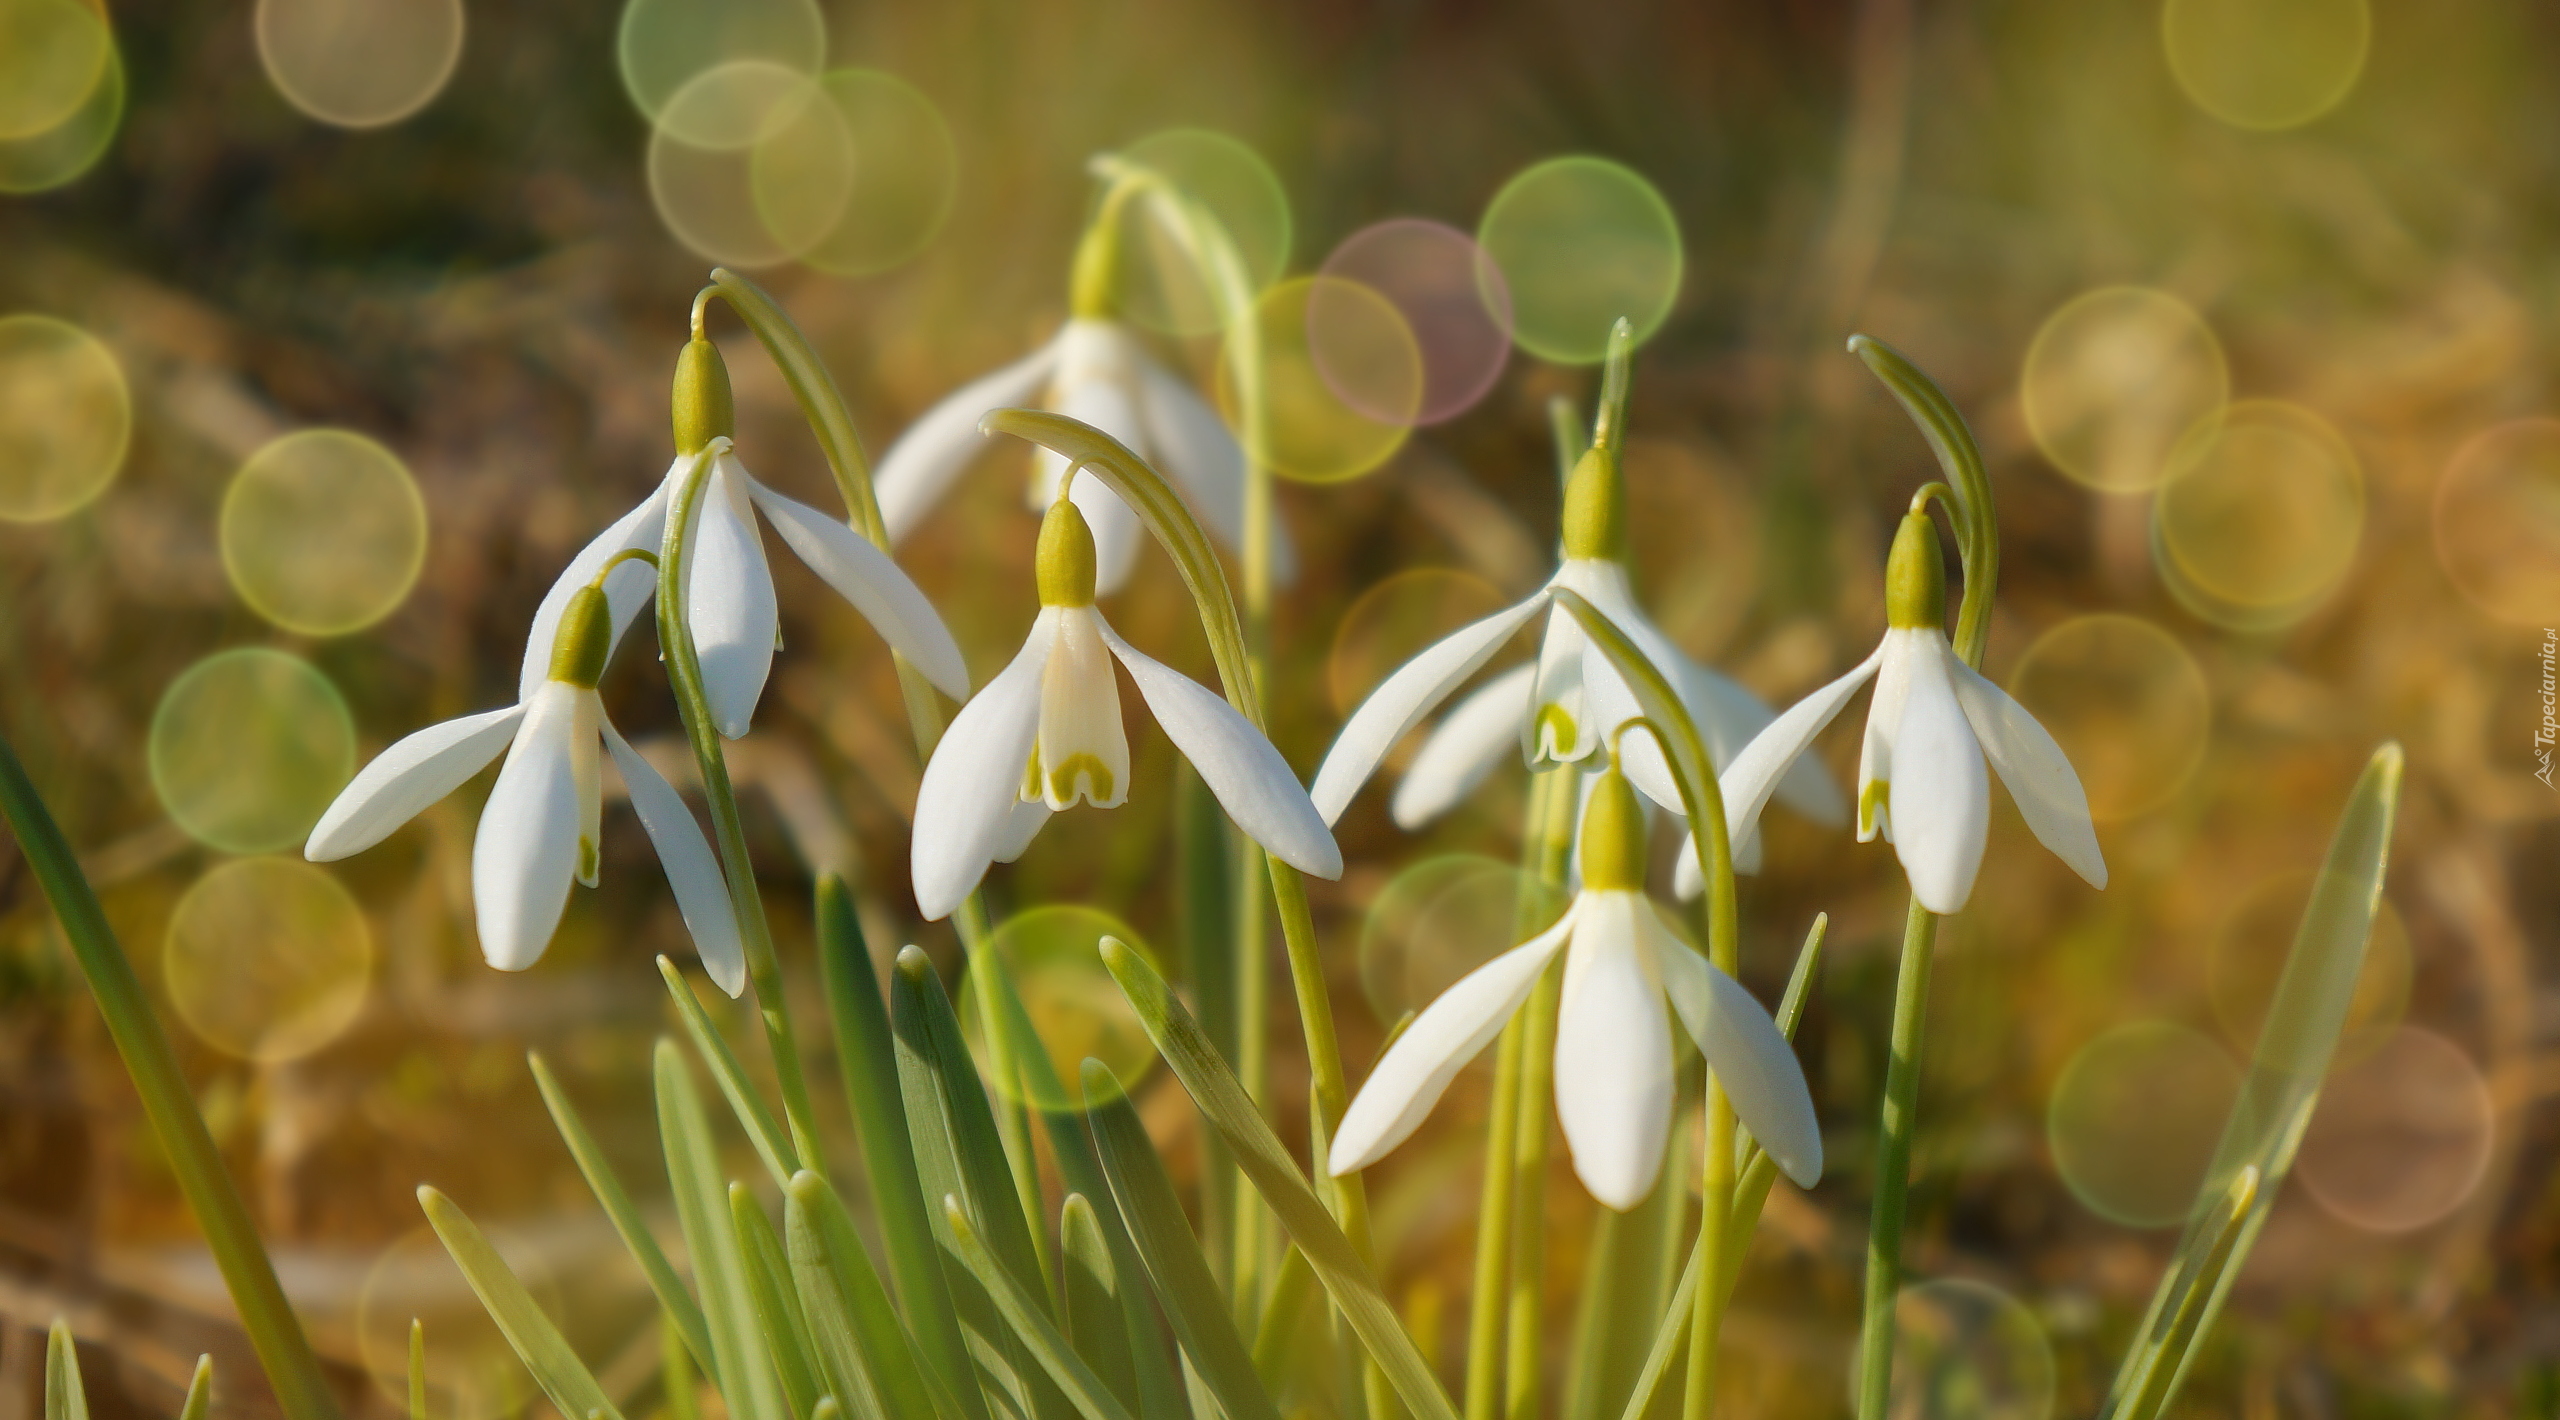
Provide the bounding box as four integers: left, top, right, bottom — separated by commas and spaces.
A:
956, 906, 1161, 1112
2206, 870, 2410, 1068
1886, 1278, 2056, 1420
149, 649, 356, 855
1315, 219, 1513, 425
2162, 0, 2371, 132
254, 0, 466, 130
648, 61, 841, 267
1358, 854, 1565, 1029
751, 69, 959, 277
164, 856, 372, 1063
0, 24, 123, 195
617, 0, 823, 139
1219, 276, 1419, 484
1111, 128, 1292, 340
2433, 419, 2560, 628
222, 428, 430, 636
1477, 156, 1682, 366
2296, 1027, 2494, 1233
0, 313, 130, 522
0, 0, 112, 141
2047, 1020, 2241, 1227
2005, 615, 2210, 822
2154, 400, 2361, 624
2020, 287, 2227, 495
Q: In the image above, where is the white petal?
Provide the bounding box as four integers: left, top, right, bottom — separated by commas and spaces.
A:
1073, 476, 1150, 600
1567, 561, 1701, 810
1390, 661, 1538, 829
1526, 595, 1597, 767
1036, 325, 1152, 594
1889, 636, 1990, 915
1950, 658, 2108, 890
682, 452, 780, 740
472, 684, 587, 972
1132, 348, 1299, 585
1859, 632, 1923, 842
991, 800, 1051, 864
911, 613, 1055, 920
1311, 593, 1549, 824
1650, 905, 1823, 1189
306, 704, 526, 861
746, 480, 971, 700
602, 718, 745, 998
1036, 607, 1131, 809
1676, 653, 1848, 828
1328, 903, 1579, 1176
1097, 617, 1343, 880
1579, 633, 1682, 813
874, 338, 1062, 542
517, 481, 671, 703
1553, 893, 1676, 1211
1718, 643, 1884, 860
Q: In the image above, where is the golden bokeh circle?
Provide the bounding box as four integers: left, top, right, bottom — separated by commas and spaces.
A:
2046, 1020, 2241, 1227
2155, 400, 2362, 615
164, 856, 371, 1063
1326, 568, 1509, 719
0, 0, 111, 141
647, 61, 836, 268
2163, 0, 2371, 132
1217, 276, 1419, 485
751, 69, 958, 278
1885, 1278, 2056, 1420
0, 313, 129, 522
1111, 127, 1293, 340
2296, 1027, 2494, 1233
2207, 870, 2411, 1069
149, 649, 356, 855
254, 0, 465, 130
2433, 418, 2560, 628
0, 26, 122, 195
2020, 286, 2227, 494
1357, 854, 1565, 1030
222, 428, 429, 636
956, 906, 1160, 1112
2006, 614, 2210, 822
616, 0, 823, 140
1477, 155, 1683, 366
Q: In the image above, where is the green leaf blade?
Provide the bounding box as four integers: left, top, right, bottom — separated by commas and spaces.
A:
416, 1188, 624, 1420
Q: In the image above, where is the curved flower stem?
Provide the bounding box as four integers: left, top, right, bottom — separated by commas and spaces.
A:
658, 446, 827, 1178
1842, 337, 1997, 1420
0, 733, 343, 1420
1502, 765, 1578, 1420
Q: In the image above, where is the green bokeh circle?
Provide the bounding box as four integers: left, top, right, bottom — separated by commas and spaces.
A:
1477, 155, 1682, 366
149, 648, 357, 854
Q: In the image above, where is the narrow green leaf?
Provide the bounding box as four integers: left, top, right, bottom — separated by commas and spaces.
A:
417, 1187, 625, 1420
1614, 1229, 1703, 1420
665, 1312, 701, 1420
1843, 334, 1997, 662
1082, 1070, 1279, 1420
46, 1321, 86, 1420
707, 269, 889, 545
1249, 1247, 1316, 1387
1563, 1150, 1684, 1420
893, 945, 1065, 1420
529, 1052, 716, 1373
2101, 745, 2403, 1419
662, 956, 800, 1189
2115, 1168, 2259, 1420
732, 1183, 826, 1420
814, 878, 983, 1420
407, 1323, 425, 1420
1060, 1195, 1139, 1412
658, 1040, 786, 1420
944, 1198, 1143, 1420
180, 1354, 213, 1420
784, 1171, 950, 1420
1100, 942, 1461, 1420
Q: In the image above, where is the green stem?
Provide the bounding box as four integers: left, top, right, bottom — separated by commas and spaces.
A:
657, 447, 828, 1178
1463, 1018, 1523, 1420
1501, 766, 1578, 1420
1681, 1090, 1735, 1420
1853, 899, 1938, 1420
0, 733, 343, 1420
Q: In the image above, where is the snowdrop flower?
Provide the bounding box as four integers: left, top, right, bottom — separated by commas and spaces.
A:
519, 337, 970, 742
871, 200, 1289, 596
1328, 757, 1821, 1210
909, 490, 1339, 920
1680, 510, 2106, 914
306, 563, 747, 995
1310, 436, 1843, 855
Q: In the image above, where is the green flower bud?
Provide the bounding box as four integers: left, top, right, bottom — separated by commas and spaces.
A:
1884, 510, 1947, 631
1037, 497, 1099, 608
548, 585, 612, 688
1578, 763, 1649, 892
671, 338, 734, 455
1559, 446, 1626, 562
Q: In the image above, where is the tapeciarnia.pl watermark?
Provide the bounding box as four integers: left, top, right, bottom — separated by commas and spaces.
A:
2539, 627, 2557, 789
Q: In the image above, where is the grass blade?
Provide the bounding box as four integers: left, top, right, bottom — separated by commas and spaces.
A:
46, 1321, 85, 1420
658, 1040, 786, 1420
182, 1355, 213, 1420
784, 1171, 954, 1420
814, 878, 983, 1420
417, 1187, 626, 1420
945, 1198, 1143, 1420
407, 1323, 426, 1420
1100, 941, 1461, 1420
1083, 1066, 1280, 1420
529, 1052, 716, 1373
2099, 744, 2404, 1419
662, 956, 800, 1189
1061, 1195, 1140, 1413
732, 1183, 826, 1420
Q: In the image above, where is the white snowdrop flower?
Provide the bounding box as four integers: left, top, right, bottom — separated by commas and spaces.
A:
1310, 439, 1844, 855
908, 492, 1339, 921
518, 338, 970, 743
1328, 760, 1821, 1211
1678, 510, 2107, 914
305, 567, 747, 995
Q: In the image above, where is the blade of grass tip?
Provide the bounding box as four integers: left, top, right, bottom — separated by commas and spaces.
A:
408, 1323, 426, 1420
666, 1312, 702, 1420
46, 1321, 85, 1420
2113, 1168, 2259, 1420
813, 880, 981, 1418
2100, 745, 2403, 1420
1100, 943, 1461, 1420
784, 1171, 951, 1420
180, 1355, 212, 1420
663, 957, 801, 1189
944, 1198, 1141, 1420
1249, 1246, 1316, 1389
781, 1179, 891, 1420
1061, 1195, 1141, 1413
1083, 1065, 1281, 1420
417, 1187, 626, 1420
657, 1040, 788, 1420
530, 1052, 717, 1373
732, 1183, 827, 1420
892, 946, 1066, 1420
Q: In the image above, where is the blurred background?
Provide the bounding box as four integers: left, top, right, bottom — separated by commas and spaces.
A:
1, 0, 2555, 1416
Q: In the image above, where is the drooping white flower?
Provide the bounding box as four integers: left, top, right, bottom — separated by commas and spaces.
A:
872, 316, 1292, 598
1328, 762, 1821, 1211
306, 575, 746, 995
909, 494, 1339, 921
520, 338, 970, 743
1310, 440, 1844, 857
1678, 510, 2107, 915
